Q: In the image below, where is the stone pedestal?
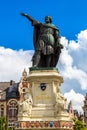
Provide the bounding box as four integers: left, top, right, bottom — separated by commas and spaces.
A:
15, 68, 73, 130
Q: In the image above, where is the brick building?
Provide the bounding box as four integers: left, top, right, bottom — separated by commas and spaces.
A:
0, 80, 19, 127
83, 93, 87, 125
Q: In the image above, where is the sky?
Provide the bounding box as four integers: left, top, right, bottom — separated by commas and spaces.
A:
0, 0, 87, 113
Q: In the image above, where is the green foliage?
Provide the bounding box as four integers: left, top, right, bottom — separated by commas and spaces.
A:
74, 119, 84, 130
0, 117, 14, 130
8, 128, 13, 130
83, 128, 87, 130
0, 117, 8, 130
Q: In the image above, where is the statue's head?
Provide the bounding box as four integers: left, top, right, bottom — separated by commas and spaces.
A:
45, 16, 52, 23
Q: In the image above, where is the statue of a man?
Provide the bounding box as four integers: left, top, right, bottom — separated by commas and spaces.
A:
21, 13, 63, 67
18, 92, 33, 116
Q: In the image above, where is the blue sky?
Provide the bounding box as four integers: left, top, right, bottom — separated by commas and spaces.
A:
0, 0, 87, 50
0, 0, 87, 113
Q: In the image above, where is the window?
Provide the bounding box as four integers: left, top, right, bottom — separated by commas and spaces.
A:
0, 104, 4, 117
7, 99, 18, 127
85, 109, 87, 117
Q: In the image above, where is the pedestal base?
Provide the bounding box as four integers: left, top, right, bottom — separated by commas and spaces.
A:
15, 68, 73, 130
15, 120, 73, 130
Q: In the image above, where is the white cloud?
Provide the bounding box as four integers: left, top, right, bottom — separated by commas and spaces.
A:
0, 46, 33, 82
58, 30, 87, 113
78, 30, 87, 48
64, 89, 84, 113
60, 37, 68, 48
69, 40, 79, 50
59, 29, 87, 90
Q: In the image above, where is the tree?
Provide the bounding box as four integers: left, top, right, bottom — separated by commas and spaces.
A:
74, 119, 84, 130
0, 117, 8, 130
0, 117, 13, 130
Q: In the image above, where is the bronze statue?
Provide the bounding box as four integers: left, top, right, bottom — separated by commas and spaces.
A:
21, 13, 63, 67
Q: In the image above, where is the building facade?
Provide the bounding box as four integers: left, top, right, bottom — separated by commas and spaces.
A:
0, 80, 19, 127
0, 69, 28, 128
0, 82, 10, 118
83, 93, 87, 125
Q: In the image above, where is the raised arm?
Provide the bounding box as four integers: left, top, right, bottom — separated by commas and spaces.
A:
21, 13, 40, 26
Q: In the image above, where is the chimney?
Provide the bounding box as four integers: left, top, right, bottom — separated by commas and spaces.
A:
10, 80, 15, 86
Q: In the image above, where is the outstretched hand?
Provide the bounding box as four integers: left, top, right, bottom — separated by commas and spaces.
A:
21, 12, 27, 16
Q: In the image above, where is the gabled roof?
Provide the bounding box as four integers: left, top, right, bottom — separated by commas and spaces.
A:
0, 81, 20, 100
0, 82, 10, 91
0, 82, 10, 100
6, 83, 20, 99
